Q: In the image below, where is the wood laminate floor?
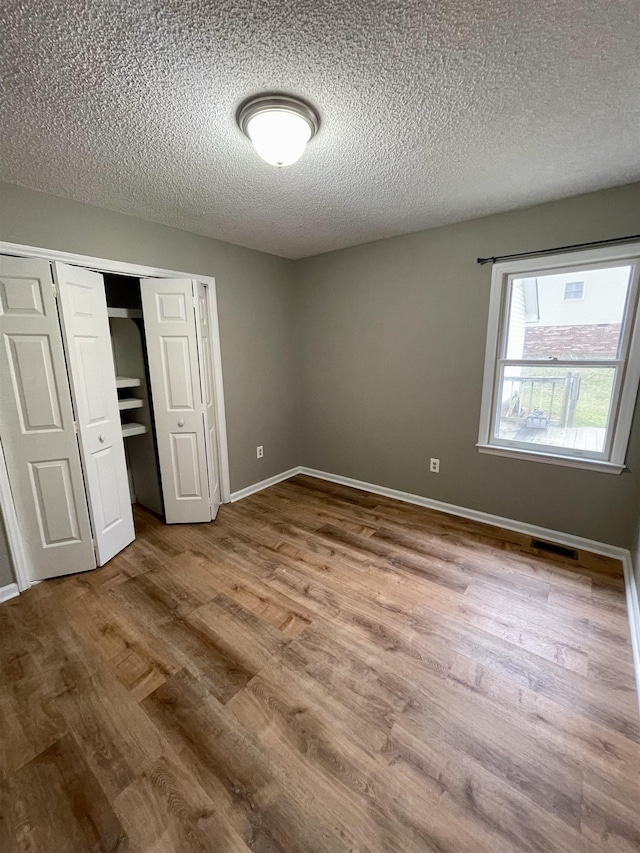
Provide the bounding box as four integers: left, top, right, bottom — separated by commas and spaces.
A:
1, 474, 639, 852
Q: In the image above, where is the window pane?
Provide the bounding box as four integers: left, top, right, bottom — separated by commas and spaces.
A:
563, 281, 584, 300
495, 366, 616, 453
505, 265, 632, 360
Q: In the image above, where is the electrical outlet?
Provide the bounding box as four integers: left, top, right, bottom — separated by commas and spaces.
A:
430, 458, 440, 473
256, 445, 264, 459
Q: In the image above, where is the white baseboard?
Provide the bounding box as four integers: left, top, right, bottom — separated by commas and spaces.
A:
0, 583, 20, 604
230, 463, 640, 707
229, 468, 301, 503
622, 554, 640, 710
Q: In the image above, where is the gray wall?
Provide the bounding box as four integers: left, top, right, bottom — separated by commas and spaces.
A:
0, 181, 299, 494
2, 178, 640, 555
0, 509, 14, 587
296, 182, 640, 548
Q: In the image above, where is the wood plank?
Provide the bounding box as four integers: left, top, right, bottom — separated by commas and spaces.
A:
60, 581, 180, 700
387, 707, 601, 853
143, 668, 365, 852
448, 655, 640, 796
0, 733, 126, 852
110, 577, 257, 704
0, 475, 637, 852
114, 750, 250, 853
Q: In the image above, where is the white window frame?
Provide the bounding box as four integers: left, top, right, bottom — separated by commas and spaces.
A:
563, 280, 585, 300
477, 242, 640, 474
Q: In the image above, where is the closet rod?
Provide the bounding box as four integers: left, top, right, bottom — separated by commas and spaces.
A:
477, 234, 640, 266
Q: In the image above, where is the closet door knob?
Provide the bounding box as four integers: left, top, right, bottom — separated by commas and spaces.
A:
177, 420, 185, 428
98, 434, 105, 443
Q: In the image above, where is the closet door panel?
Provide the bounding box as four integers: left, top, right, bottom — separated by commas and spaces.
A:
54, 262, 135, 565
170, 432, 203, 497
195, 282, 221, 519
0, 256, 95, 581
140, 278, 211, 523
28, 458, 88, 547
6, 334, 63, 430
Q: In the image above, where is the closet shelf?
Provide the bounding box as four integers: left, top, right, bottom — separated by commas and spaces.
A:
118, 398, 144, 411
115, 376, 141, 389
121, 423, 147, 438
108, 307, 142, 320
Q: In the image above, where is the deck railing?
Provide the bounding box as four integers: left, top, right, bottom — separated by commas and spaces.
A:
501, 374, 581, 428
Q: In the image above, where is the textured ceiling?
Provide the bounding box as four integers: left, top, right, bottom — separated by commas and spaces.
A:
1, 1, 639, 259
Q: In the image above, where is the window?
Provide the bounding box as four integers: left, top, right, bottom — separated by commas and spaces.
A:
478, 243, 640, 473
563, 281, 584, 300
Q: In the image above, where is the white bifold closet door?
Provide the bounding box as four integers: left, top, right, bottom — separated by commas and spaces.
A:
0, 256, 96, 580
54, 262, 135, 565
140, 278, 216, 523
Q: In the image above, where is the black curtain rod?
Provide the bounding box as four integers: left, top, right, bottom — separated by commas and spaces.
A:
477, 234, 640, 266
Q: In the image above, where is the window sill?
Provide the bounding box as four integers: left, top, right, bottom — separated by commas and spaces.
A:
476, 444, 625, 474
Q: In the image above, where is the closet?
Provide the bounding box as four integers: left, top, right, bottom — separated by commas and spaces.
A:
104, 273, 163, 519
0, 254, 222, 584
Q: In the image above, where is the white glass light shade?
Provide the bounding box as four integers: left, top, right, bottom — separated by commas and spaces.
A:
238, 95, 319, 168
245, 108, 312, 167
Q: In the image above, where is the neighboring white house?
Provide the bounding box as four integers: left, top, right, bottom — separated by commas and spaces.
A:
524, 267, 628, 328
505, 265, 629, 371
512, 266, 629, 359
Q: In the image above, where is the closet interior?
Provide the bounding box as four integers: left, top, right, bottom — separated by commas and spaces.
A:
104, 273, 163, 517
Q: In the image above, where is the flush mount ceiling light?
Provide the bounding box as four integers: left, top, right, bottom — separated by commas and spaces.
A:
237, 94, 319, 167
